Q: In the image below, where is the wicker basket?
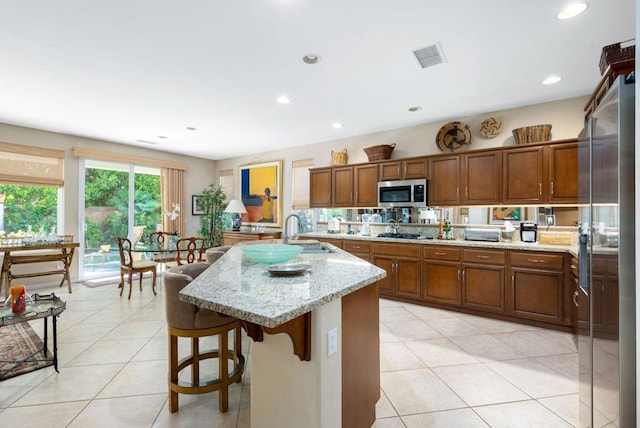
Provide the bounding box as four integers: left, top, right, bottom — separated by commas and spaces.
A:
331, 149, 348, 165
599, 41, 635, 75
512, 124, 552, 145
363, 143, 396, 161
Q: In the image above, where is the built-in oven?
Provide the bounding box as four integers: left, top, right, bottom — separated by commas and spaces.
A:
377, 179, 427, 208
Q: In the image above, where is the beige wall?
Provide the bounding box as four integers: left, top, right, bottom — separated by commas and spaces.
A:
216, 95, 589, 219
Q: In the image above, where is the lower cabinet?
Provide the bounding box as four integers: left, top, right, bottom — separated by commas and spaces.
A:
343, 240, 370, 262
423, 246, 461, 305
508, 251, 566, 325
222, 231, 281, 246
462, 249, 506, 314
372, 243, 421, 299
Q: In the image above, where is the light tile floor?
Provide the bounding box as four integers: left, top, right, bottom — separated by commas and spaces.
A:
0, 280, 578, 427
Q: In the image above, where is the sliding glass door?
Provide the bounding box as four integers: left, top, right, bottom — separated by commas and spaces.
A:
79, 159, 161, 280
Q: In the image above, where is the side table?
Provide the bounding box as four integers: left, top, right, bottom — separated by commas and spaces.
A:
0, 293, 66, 380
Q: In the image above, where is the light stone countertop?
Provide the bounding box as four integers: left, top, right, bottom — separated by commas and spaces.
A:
297, 232, 579, 255
179, 242, 386, 328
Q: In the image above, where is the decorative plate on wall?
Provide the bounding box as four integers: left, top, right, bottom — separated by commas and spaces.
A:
479, 117, 502, 139
436, 121, 472, 152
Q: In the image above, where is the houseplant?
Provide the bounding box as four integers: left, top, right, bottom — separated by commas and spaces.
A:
197, 184, 228, 247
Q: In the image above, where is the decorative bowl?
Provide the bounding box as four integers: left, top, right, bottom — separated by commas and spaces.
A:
242, 244, 303, 264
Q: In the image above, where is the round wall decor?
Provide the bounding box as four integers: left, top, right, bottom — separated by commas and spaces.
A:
479, 117, 502, 139
436, 121, 472, 152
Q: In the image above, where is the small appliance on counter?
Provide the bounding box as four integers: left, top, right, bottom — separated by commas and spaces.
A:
464, 228, 500, 242
520, 222, 538, 243
327, 217, 341, 234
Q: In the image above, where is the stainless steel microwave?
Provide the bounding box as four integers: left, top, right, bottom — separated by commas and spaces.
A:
377, 179, 428, 208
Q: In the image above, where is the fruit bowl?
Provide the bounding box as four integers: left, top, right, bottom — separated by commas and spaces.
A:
242, 244, 303, 264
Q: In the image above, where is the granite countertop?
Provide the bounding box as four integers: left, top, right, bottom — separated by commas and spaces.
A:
297, 232, 579, 255
179, 242, 386, 328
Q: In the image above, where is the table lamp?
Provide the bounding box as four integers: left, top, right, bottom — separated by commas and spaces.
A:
225, 199, 247, 231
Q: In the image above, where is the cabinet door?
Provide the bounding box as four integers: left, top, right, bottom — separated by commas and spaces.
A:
462, 264, 505, 313
462, 151, 501, 205
509, 268, 564, 324
395, 257, 421, 300
423, 260, 461, 305
354, 164, 378, 207
378, 162, 402, 181
373, 255, 395, 296
403, 158, 429, 179
332, 166, 354, 207
503, 146, 544, 204
429, 156, 460, 205
309, 168, 332, 207
547, 143, 578, 203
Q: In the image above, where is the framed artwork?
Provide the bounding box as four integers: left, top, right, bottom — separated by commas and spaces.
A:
239, 160, 282, 227
489, 206, 522, 224
192, 195, 204, 215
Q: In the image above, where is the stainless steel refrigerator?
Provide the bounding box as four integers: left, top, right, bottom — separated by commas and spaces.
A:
577, 73, 635, 427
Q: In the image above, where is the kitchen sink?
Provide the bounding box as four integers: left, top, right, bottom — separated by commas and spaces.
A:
299, 244, 335, 254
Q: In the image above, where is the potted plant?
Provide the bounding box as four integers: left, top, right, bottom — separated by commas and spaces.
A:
197, 184, 227, 247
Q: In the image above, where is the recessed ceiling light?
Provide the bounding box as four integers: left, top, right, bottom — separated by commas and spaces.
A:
408, 106, 422, 112
556, 2, 589, 20
277, 95, 290, 104
543, 75, 563, 85
332, 122, 343, 129
303, 54, 321, 64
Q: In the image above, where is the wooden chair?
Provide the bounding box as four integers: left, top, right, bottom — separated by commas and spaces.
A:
117, 237, 158, 299
175, 237, 205, 266
149, 231, 177, 265
164, 262, 245, 413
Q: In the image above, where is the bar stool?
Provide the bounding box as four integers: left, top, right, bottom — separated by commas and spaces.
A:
163, 262, 245, 413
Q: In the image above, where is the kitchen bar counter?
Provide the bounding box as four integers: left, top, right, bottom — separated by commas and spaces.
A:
179, 242, 386, 428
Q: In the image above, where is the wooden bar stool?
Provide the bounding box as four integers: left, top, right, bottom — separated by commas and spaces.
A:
163, 262, 245, 413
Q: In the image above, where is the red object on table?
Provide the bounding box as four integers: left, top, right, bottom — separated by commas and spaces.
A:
11, 284, 26, 313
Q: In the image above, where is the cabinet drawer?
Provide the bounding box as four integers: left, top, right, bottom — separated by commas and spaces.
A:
463, 249, 505, 265
510, 252, 564, 270
423, 246, 461, 261
592, 258, 605, 274
343, 240, 371, 254
372, 243, 420, 258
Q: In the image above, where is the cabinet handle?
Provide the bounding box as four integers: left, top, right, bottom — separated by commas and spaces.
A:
352, 245, 361, 249
512, 274, 515, 283
456, 187, 459, 199
570, 264, 577, 269
434, 252, 447, 256
539, 183, 542, 195
573, 290, 579, 306
527, 259, 545, 263
476, 255, 490, 259
350, 191, 353, 201
404, 164, 407, 176
462, 270, 466, 282
457, 269, 460, 281
355, 191, 358, 201
465, 186, 469, 199
551, 182, 554, 195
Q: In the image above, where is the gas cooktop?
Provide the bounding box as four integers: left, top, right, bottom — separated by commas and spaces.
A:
376, 233, 423, 240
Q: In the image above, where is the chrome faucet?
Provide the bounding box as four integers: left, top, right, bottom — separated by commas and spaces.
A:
283, 213, 303, 244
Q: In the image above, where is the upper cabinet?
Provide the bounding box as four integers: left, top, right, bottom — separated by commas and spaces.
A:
311, 139, 578, 208
309, 167, 332, 207
378, 157, 428, 181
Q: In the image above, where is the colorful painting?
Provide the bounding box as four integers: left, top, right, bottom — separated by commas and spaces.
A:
490, 206, 522, 224
239, 160, 282, 227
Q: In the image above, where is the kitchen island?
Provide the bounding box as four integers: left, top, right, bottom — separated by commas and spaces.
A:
179, 241, 386, 428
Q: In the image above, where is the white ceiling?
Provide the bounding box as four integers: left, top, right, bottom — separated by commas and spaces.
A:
0, 1, 635, 160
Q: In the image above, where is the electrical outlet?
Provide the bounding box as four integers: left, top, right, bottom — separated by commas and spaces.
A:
546, 215, 555, 226
327, 328, 338, 357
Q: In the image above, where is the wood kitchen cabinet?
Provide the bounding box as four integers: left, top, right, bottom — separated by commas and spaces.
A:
315, 237, 343, 249
343, 240, 371, 262
354, 164, 379, 207
422, 246, 461, 306
462, 151, 501, 205
429, 156, 460, 205
332, 166, 354, 207
462, 249, 506, 314
503, 146, 545, 204
309, 168, 332, 207
508, 251, 566, 325
372, 243, 421, 299
378, 157, 428, 181
547, 142, 578, 204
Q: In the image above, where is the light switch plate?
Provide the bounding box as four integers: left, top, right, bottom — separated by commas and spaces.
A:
327, 328, 338, 357
546, 215, 555, 226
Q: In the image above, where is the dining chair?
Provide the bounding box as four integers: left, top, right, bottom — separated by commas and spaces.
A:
164, 262, 245, 413
149, 231, 177, 265
175, 237, 205, 266
117, 237, 158, 299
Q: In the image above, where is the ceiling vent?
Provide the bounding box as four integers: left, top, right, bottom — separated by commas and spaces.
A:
413, 42, 446, 69
135, 139, 158, 145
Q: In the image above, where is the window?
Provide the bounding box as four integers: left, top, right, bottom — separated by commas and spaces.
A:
0, 184, 59, 234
